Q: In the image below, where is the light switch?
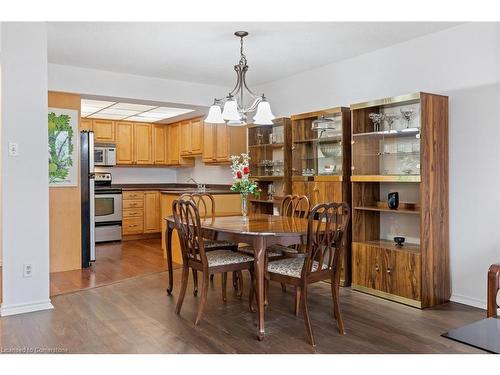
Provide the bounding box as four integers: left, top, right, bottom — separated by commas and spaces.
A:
8, 142, 19, 156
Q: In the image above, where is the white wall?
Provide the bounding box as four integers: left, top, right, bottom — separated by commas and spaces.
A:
0, 23, 52, 315
176, 157, 233, 185
257, 22, 500, 309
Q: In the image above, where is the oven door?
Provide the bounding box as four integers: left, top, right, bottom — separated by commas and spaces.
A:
95, 192, 122, 223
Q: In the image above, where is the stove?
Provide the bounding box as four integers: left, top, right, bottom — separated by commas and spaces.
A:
94, 172, 122, 243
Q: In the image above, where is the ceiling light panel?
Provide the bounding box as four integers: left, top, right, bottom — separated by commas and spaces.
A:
98, 108, 140, 116
133, 112, 170, 119
111, 103, 157, 111
81, 99, 115, 109
88, 113, 128, 120
126, 116, 158, 123
148, 107, 195, 115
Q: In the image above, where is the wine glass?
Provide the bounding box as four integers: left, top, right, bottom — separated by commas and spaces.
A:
369, 113, 385, 132
400, 109, 415, 128
385, 114, 398, 132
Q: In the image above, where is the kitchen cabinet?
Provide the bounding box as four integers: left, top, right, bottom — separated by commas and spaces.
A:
134, 123, 153, 165
80, 118, 93, 131
116, 122, 134, 165
203, 122, 246, 164
180, 117, 204, 157
167, 123, 194, 166
144, 191, 160, 233
122, 190, 161, 237
167, 123, 180, 165
93, 119, 115, 143
153, 124, 168, 165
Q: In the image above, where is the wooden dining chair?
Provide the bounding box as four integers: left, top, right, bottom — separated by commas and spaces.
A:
179, 193, 240, 299
172, 199, 255, 325
265, 202, 350, 346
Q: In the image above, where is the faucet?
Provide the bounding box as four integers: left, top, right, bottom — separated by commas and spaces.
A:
187, 177, 206, 192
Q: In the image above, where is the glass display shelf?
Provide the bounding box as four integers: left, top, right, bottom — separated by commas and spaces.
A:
354, 239, 420, 253
353, 127, 420, 138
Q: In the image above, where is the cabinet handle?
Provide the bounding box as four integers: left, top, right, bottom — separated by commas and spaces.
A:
375, 265, 380, 272
386, 267, 392, 274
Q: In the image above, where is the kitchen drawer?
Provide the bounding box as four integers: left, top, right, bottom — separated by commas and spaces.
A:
123, 199, 144, 209
123, 209, 144, 218
123, 191, 144, 200
123, 217, 144, 235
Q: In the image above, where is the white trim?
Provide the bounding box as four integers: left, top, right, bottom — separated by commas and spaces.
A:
0, 299, 54, 316
450, 293, 486, 310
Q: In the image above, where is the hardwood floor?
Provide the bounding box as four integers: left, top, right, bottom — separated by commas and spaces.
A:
0, 267, 486, 353
50, 239, 174, 296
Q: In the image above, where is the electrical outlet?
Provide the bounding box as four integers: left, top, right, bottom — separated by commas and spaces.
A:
8, 142, 19, 156
23, 264, 32, 278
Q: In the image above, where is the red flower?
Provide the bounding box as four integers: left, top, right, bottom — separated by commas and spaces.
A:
236, 171, 243, 179
243, 166, 250, 174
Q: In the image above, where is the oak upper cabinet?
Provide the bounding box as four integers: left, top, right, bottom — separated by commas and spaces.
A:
80, 118, 93, 131
202, 122, 217, 163
180, 117, 204, 157
93, 119, 115, 143
180, 120, 191, 156
153, 124, 168, 165
116, 121, 134, 165
134, 123, 152, 165
203, 122, 246, 164
190, 117, 203, 155
144, 191, 160, 233
167, 123, 180, 165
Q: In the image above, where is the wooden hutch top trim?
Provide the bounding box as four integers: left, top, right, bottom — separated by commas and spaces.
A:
290, 107, 349, 121
350, 92, 421, 110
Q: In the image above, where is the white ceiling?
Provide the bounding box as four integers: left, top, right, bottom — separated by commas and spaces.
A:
47, 22, 461, 87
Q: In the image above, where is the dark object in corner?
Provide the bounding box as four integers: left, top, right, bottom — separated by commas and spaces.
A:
394, 236, 405, 247
387, 192, 399, 209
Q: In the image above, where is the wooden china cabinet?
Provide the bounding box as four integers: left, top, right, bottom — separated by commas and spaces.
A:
247, 117, 292, 214
350, 92, 450, 308
290, 107, 352, 285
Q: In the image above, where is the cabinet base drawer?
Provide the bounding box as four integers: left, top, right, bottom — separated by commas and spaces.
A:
123, 191, 144, 200
123, 218, 144, 234
123, 200, 144, 209
123, 209, 144, 218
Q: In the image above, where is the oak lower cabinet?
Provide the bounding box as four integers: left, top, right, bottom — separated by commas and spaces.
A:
134, 123, 153, 165
93, 119, 115, 143
352, 242, 421, 305
203, 122, 246, 164
144, 191, 160, 233
122, 190, 161, 238
116, 122, 134, 165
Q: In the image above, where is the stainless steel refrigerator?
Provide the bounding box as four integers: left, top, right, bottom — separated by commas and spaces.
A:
81, 130, 95, 267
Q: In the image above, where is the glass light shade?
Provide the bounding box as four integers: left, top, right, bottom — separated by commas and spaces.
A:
252, 100, 275, 125
205, 105, 225, 124
221, 99, 241, 121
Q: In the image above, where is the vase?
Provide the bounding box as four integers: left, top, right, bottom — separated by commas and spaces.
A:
240, 193, 249, 219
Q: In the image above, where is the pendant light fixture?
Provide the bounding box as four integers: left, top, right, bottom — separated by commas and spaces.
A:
205, 31, 275, 126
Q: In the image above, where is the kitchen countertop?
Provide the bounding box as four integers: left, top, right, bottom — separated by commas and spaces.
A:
111, 183, 237, 195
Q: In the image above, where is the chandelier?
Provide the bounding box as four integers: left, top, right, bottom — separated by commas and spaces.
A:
205, 31, 275, 126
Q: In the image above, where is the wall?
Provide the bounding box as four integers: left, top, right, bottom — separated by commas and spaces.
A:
48, 91, 82, 273
257, 22, 500, 309
0, 23, 52, 315
176, 157, 233, 185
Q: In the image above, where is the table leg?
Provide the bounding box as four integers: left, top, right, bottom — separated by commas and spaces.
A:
253, 236, 266, 341
166, 224, 174, 296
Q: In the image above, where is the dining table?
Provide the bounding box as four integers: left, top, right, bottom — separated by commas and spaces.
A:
164, 213, 309, 341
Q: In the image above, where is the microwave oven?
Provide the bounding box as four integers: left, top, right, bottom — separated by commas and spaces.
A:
94, 145, 116, 166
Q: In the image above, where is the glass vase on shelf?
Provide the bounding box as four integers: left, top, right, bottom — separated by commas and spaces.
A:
240, 192, 249, 218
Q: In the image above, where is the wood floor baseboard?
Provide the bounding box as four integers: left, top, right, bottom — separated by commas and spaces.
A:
0, 299, 54, 317
122, 233, 161, 241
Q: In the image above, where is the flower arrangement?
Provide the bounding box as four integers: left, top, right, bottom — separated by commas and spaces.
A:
229, 153, 260, 197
